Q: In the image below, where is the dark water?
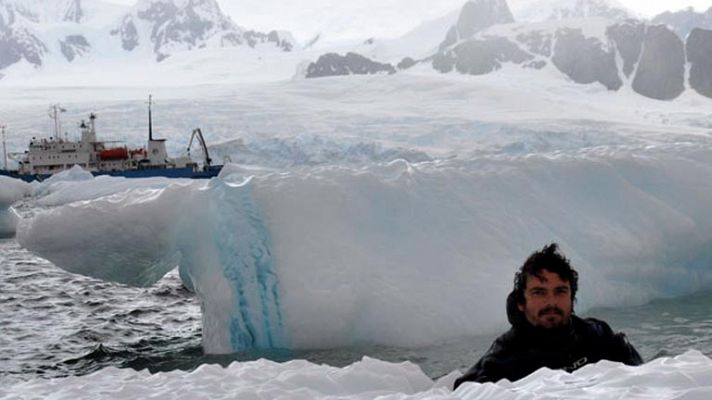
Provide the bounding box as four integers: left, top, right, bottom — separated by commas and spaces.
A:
2, 238, 712, 384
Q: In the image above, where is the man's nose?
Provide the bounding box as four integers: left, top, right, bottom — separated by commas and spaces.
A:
544, 292, 558, 305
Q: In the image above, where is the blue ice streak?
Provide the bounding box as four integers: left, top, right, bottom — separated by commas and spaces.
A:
211, 179, 284, 351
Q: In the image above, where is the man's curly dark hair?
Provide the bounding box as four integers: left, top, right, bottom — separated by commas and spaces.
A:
512, 243, 579, 306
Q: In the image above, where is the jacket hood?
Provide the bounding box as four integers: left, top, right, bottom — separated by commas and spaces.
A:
506, 290, 529, 328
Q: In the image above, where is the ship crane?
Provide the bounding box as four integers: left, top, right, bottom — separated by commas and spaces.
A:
187, 128, 212, 171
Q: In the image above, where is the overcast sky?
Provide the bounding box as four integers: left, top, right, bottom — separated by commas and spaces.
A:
104, 0, 712, 43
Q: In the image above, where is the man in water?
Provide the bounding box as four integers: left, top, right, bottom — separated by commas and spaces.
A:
454, 243, 643, 389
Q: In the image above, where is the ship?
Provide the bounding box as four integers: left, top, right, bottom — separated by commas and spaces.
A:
0, 97, 222, 182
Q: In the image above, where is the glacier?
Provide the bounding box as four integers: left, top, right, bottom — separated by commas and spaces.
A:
15, 145, 712, 354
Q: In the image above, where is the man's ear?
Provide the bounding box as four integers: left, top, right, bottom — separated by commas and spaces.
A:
517, 301, 524, 312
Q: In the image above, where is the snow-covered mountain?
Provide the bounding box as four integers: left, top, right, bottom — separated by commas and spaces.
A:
652, 6, 712, 39
0, 0, 89, 24
0, 0, 294, 71
3, 0, 712, 103
304, 0, 711, 102
111, 0, 294, 62
419, 0, 711, 101
431, 14, 709, 100
508, 0, 635, 22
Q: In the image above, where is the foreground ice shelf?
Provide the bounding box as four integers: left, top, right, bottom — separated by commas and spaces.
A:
3, 350, 712, 400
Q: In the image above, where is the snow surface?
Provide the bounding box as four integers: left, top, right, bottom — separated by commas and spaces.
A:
3, 350, 712, 399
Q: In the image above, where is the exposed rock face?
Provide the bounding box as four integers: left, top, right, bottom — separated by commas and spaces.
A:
0, 2, 50, 68
111, 15, 140, 51
552, 28, 622, 90
434, 36, 532, 74
686, 28, 712, 98
632, 25, 685, 100
63, 0, 83, 23
440, 0, 514, 50
243, 30, 293, 51
397, 57, 416, 70
606, 21, 645, 78
0, 0, 85, 24
0, 25, 47, 68
137, 0, 220, 61
306, 52, 396, 78
516, 31, 552, 57
59, 34, 90, 61
652, 6, 712, 40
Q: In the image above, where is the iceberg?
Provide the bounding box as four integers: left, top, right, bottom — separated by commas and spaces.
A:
16, 147, 712, 354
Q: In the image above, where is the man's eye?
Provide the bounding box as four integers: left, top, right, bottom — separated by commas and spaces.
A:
531, 290, 546, 296
555, 288, 570, 296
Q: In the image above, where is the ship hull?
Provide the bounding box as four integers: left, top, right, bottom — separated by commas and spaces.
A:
0, 165, 223, 183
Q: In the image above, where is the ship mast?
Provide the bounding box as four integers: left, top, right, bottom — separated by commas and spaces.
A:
48, 104, 66, 139
1, 124, 6, 170
147, 94, 153, 141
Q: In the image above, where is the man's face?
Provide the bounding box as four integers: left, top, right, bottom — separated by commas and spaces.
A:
517, 269, 573, 329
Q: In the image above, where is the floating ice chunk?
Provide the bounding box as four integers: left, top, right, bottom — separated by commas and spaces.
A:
0, 176, 32, 208
0, 176, 32, 237
0, 207, 21, 238
31, 165, 94, 199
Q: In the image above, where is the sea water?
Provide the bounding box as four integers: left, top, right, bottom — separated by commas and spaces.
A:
2, 237, 711, 384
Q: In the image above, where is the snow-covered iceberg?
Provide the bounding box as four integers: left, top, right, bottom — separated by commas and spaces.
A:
16, 147, 712, 354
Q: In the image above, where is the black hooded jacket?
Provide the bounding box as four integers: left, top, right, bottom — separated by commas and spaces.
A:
453, 292, 643, 389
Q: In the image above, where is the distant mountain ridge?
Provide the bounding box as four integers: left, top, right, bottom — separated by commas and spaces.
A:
652, 6, 712, 39
111, 0, 294, 62
305, 0, 712, 101
0, 0, 294, 70
3, 0, 712, 103
509, 0, 634, 22
433, 0, 710, 100
0, 0, 85, 24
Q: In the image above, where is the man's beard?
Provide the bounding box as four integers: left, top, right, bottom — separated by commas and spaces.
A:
535, 306, 570, 329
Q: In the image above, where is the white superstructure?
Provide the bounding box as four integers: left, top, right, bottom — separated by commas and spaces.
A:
18, 105, 195, 176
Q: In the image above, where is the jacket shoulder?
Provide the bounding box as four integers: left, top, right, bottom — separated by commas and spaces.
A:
577, 316, 616, 336
575, 316, 644, 366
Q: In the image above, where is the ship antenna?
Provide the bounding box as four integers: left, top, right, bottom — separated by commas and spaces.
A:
1, 124, 6, 170
147, 95, 153, 141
